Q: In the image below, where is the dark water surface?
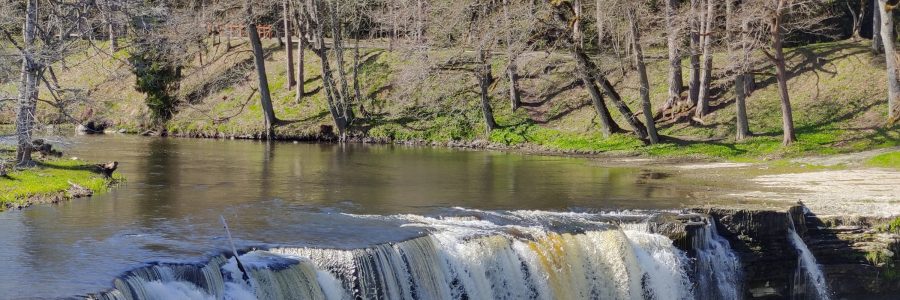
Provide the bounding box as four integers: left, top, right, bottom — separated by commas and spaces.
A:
0, 135, 713, 298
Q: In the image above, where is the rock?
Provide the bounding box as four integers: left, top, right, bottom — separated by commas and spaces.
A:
67, 183, 93, 198
95, 161, 118, 179
76, 121, 108, 134
32, 139, 62, 158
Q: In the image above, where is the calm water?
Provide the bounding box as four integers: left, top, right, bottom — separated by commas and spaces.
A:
0, 135, 718, 298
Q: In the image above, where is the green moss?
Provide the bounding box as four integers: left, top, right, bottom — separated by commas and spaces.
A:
879, 217, 900, 234
865, 249, 899, 280
0, 159, 121, 209
866, 151, 900, 169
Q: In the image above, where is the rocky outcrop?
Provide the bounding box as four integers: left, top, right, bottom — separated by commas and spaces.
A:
799, 213, 900, 298
693, 206, 900, 299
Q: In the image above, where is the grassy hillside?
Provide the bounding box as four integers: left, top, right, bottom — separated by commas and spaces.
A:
3, 39, 897, 161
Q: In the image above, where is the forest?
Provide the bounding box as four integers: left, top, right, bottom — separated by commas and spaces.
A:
1, 0, 899, 166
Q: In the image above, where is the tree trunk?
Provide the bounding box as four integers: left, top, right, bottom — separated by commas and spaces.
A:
353, 28, 363, 117
16, 0, 39, 166
728, 0, 751, 140
573, 0, 583, 47
390, 0, 397, 51
328, 3, 354, 128
874, 0, 884, 54
664, 0, 683, 109
688, 0, 702, 106
696, 0, 714, 118
597, 77, 648, 140
246, 1, 278, 140
879, 0, 900, 122
284, 0, 296, 90
305, 0, 349, 135
573, 50, 619, 136
771, 13, 796, 145
477, 49, 498, 134
850, 0, 863, 40
629, 9, 659, 144
294, 2, 306, 103
503, 0, 521, 111
106, 0, 117, 53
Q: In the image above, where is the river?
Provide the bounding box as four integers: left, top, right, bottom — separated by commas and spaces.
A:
0, 135, 781, 299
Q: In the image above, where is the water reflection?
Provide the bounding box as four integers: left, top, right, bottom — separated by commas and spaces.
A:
0, 135, 714, 298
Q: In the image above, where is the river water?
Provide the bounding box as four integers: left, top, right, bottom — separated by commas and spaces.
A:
0, 135, 759, 299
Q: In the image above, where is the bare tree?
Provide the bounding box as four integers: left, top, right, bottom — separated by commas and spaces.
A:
688, 0, 702, 106
627, 2, 659, 143
663, 0, 683, 110
695, 0, 715, 118
873, 0, 884, 54
284, 0, 296, 90
300, 0, 355, 136
556, 1, 645, 139
245, 0, 279, 139
878, 0, 899, 123
847, 0, 865, 40
727, 0, 752, 140
293, 0, 306, 103
14, 0, 40, 166
502, 0, 523, 111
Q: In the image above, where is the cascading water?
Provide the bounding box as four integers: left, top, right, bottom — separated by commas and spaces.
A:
693, 217, 742, 300
787, 217, 830, 300
90, 210, 745, 300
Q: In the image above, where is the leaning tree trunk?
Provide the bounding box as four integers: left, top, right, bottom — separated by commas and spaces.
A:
16, 0, 39, 166
728, 0, 751, 140
597, 77, 648, 140
573, 50, 619, 136
696, 0, 715, 118
771, 15, 796, 145
664, 0, 683, 109
879, 0, 900, 122
246, 1, 278, 140
284, 0, 296, 90
688, 0, 702, 106
874, 0, 884, 54
628, 7, 659, 144
305, 0, 349, 134
476, 49, 498, 134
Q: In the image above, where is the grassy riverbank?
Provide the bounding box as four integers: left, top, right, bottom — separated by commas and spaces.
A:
867, 151, 900, 169
3, 39, 898, 162
0, 150, 121, 210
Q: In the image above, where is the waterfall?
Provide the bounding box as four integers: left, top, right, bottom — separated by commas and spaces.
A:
693, 217, 742, 300
787, 218, 830, 300
90, 210, 746, 300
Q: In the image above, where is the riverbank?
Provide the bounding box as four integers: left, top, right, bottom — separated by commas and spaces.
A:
0, 150, 121, 211
5, 40, 898, 163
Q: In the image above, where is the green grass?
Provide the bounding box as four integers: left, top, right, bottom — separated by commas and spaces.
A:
6, 39, 897, 162
0, 158, 120, 209
866, 151, 900, 169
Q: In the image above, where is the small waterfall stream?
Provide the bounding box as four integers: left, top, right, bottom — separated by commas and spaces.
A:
90, 210, 749, 300
787, 218, 831, 300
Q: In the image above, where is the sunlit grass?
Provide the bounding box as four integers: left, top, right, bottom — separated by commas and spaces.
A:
866, 151, 900, 169
0, 158, 121, 209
